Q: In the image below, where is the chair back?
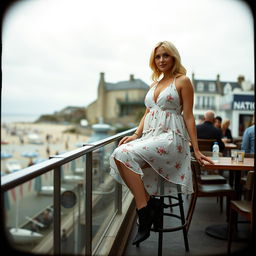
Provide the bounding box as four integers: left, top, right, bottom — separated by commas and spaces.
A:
245, 153, 254, 158
244, 171, 254, 192
200, 151, 223, 157
197, 139, 216, 151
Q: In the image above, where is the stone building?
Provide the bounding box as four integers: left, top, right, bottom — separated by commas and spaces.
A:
86, 73, 149, 126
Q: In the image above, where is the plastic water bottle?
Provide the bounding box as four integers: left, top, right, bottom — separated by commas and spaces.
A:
212, 142, 219, 162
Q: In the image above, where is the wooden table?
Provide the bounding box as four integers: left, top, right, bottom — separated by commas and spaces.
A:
204, 157, 254, 196
203, 157, 254, 240
204, 157, 253, 171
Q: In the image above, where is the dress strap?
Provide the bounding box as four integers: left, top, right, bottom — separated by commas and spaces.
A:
173, 76, 176, 85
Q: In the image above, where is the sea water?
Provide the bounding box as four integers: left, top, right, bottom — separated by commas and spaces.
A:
1, 113, 40, 124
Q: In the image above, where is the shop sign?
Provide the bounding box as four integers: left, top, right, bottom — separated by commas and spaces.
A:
233, 95, 254, 111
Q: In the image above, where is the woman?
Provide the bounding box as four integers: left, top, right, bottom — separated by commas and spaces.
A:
221, 119, 233, 143
109, 41, 214, 246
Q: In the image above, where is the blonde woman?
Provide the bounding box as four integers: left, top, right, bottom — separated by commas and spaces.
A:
221, 119, 233, 143
110, 41, 213, 246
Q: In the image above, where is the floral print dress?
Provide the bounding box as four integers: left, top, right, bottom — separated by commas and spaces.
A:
109, 78, 193, 195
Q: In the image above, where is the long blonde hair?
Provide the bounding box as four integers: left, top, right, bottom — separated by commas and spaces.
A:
221, 119, 230, 130
149, 41, 187, 81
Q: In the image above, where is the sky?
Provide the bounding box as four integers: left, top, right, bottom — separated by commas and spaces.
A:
1, 0, 254, 117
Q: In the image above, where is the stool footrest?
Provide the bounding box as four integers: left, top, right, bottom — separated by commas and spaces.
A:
165, 202, 180, 207
164, 212, 182, 219
151, 223, 187, 232
153, 195, 180, 200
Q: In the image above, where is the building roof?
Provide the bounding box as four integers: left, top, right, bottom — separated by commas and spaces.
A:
193, 79, 219, 94
220, 81, 241, 90
193, 79, 242, 94
105, 79, 149, 91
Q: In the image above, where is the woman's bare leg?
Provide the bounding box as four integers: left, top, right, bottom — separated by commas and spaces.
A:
114, 158, 150, 209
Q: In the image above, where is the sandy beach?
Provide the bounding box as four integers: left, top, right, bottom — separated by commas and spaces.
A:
1, 122, 89, 173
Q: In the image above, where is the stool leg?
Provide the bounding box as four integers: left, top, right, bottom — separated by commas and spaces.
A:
178, 193, 189, 252
158, 197, 164, 256
220, 196, 223, 213
168, 197, 173, 212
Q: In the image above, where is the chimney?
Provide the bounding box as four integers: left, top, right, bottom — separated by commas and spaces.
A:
237, 75, 245, 85
130, 74, 134, 81
192, 72, 195, 81
216, 73, 222, 94
216, 74, 220, 82
100, 72, 105, 82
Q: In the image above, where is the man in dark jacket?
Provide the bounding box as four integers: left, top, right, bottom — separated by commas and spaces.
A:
196, 111, 225, 152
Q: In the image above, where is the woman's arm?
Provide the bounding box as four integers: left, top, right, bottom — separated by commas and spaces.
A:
179, 76, 214, 165
227, 129, 233, 143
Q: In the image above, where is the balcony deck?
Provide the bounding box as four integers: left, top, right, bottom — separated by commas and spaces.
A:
123, 197, 250, 256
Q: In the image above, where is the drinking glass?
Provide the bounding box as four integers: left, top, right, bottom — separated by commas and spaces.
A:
237, 150, 245, 162
231, 150, 238, 162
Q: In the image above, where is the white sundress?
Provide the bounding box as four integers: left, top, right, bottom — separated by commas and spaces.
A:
109, 78, 194, 195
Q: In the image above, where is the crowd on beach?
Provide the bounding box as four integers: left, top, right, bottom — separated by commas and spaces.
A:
1, 122, 89, 173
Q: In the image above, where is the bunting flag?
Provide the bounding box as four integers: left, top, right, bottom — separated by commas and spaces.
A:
10, 188, 16, 202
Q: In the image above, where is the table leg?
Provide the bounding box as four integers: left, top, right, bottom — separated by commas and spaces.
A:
229, 170, 234, 187
234, 172, 242, 200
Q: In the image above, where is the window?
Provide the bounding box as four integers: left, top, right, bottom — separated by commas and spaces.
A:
209, 82, 216, 92
197, 82, 204, 91
203, 96, 208, 107
208, 96, 212, 106
223, 83, 232, 94
209, 96, 215, 107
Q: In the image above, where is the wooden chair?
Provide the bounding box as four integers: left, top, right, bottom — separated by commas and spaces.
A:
192, 151, 227, 212
245, 153, 255, 158
197, 139, 216, 151
227, 171, 254, 254
240, 153, 254, 186
186, 159, 235, 232
200, 151, 226, 184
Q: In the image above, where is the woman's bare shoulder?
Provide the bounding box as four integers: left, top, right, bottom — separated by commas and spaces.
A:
176, 74, 191, 83
176, 75, 193, 88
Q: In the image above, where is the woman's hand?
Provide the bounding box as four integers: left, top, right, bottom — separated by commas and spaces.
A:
118, 134, 138, 146
194, 150, 215, 166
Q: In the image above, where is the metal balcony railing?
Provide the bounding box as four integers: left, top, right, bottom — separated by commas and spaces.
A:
1, 127, 136, 255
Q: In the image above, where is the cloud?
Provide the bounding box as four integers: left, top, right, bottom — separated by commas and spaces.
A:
2, 0, 254, 117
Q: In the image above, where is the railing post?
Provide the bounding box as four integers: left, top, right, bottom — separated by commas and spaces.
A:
85, 152, 92, 256
115, 182, 122, 214
114, 141, 122, 214
53, 166, 61, 254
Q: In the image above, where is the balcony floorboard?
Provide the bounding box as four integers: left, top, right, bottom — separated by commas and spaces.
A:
123, 197, 250, 256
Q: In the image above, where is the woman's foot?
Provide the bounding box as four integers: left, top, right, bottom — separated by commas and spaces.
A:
132, 204, 154, 246
148, 196, 163, 230
132, 196, 163, 246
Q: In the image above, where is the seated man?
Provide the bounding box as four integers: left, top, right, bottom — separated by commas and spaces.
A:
196, 110, 225, 152
241, 124, 255, 153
